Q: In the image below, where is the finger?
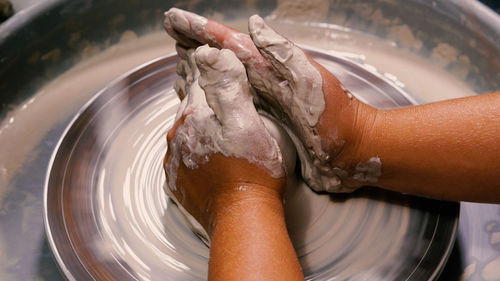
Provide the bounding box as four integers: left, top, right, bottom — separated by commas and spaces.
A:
174, 93, 188, 121
184, 49, 199, 84
174, 50, 193, 100
165, 8, 265, 65
174, 78, 186, 100
165, 112, 189, 171
194, 45, 257, 125
164, 11, 201, 48
175, 43, 189, 59
249, 15, 306, 82
248, 15, 325, 126
193, 45, 284, 179
205, 19, 283, 95
165, 9, 281, 95
168, 112, 188, 143
184, 73, 209, 110
165, 8, 217, 47
177, 50, 210, 111
176, 59, 188, 78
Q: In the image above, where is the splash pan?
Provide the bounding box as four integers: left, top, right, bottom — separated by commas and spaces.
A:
44, 49, 459, 280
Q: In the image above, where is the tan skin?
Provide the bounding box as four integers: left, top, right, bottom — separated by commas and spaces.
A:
164, 9, 500, 280
166, 116, 304, 281
364, 94, 500, 201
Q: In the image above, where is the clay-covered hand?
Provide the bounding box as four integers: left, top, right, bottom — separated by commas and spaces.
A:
164, 8, 378, 192
164, 45, 286, 236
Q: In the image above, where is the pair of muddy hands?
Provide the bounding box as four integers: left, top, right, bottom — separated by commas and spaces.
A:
163, 8, 370, 233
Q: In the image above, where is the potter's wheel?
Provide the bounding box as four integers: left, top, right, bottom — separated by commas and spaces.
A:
44, 48, 459, 281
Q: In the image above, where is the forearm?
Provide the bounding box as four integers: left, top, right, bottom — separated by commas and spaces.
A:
208, 187, 304, 281
357, 92, 500, 202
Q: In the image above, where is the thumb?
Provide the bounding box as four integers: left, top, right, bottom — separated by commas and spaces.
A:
248, 15, 325, 127
194, 45, 258, 126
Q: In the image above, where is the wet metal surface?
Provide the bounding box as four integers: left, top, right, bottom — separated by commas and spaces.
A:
45, 50, 458, 280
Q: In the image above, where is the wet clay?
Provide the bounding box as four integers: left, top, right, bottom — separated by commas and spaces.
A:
165, 45, 298, 242
247, 15, 352, 193
165, 114, 297, 244
166, 46, 284, 190
0, 16, 476, 281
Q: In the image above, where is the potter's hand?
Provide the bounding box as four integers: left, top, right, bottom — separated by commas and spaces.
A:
164, 8, 377, 192
164, 45, 286, 235
165, 46, 304, 280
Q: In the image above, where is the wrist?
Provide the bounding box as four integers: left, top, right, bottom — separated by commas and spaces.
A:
207, 183, 301, 281
208, 184, 284, 237
329, 101, 380, 188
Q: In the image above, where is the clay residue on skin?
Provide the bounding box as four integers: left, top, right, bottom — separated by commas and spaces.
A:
1, 13, 480, 279
166, 46, 284, 196
166, 8, 210, 43
265, 20, 474, 102
166, 114, 297, 245
260, 116, 297, 178
353, 157, 382, 183
165, 46, 290, 243
247, 15, 351, 193
249, 16, 325, 127
95, 86, 413, 279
